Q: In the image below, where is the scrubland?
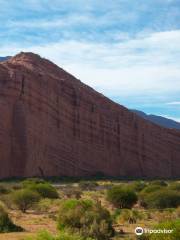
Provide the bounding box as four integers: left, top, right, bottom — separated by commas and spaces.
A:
0, 178, 180, 240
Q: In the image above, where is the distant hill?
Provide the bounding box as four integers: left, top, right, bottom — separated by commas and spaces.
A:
0, 56, 11, 62
132, 110, 180, 130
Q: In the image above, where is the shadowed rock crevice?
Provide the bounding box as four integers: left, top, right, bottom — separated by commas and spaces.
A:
10, 101, 27, 176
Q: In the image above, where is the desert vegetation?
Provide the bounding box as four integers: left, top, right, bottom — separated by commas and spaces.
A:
0, 178, 179, 240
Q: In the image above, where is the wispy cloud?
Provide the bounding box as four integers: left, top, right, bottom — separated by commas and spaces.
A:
159, 115, 180, 123
166, 101, 180, 105
0, 0, 180, 120
1, 30, 180, 97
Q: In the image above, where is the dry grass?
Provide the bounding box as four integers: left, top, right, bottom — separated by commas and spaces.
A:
0, 209, 57, 240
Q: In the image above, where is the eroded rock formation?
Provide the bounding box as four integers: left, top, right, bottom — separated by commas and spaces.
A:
0, 52, 179, 179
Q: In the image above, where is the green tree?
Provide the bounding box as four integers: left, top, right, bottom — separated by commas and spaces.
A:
107, 186, 137, 208
12, 189, 40, 213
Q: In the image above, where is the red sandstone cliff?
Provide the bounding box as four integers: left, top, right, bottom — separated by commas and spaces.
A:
0, 52, 179, 179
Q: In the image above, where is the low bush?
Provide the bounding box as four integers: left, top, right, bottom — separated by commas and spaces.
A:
63, 188, 82, 199
142, 189, 180, 209
117, 209, 145, 224
22, 178, 46, 188
30, 183, 59, 199
150, 209, 176, 223
22, 179, 59, 199
36, 198, 53, 213
149, 180, 168, 187
0, 184, 10, 194
0, 202, 23, 233
57, 199, 114, 240
0, 193, 14, 209
140, 185, 164, 195
12, 189, 41, 213
168, 182, 180, 191
107, 185, 137, 208
128, 181, 147, 192
138, 219, 180, 240
139, 185, 166, 207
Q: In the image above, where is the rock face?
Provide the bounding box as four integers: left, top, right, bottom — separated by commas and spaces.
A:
0, 52, 180, 179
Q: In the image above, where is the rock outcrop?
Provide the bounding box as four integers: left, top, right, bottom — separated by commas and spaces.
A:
0, 52, 179, 179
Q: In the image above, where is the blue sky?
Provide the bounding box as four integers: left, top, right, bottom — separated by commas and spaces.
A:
0, 0, 180, 122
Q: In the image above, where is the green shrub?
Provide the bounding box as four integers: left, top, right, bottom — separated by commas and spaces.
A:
0, 184, 10, 194
128, 181, 147, 192
0, 193, 14, 209
0, 202, 22, 233
107, 185, 137, 208
29, 183, 59, 199
22, 178, 46, 188
57, 199, 114, 240
138, 219, 180, 240
63, 188, 82, 199
117, 209, 144, 224
36, 198, 53, 213
22, 179, 59, 199
139, 185, 166, 207
140, 185, 164, 195
150, 209, 176, 223
143, 189, 180, 209
168, 182, 180, 191
12, 189, 40, 213
150, 180, 168, 187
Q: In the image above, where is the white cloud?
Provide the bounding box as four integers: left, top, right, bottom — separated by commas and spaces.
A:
159, 115, 180, 123
166, 101, 180, 105
0, 30, 180, 98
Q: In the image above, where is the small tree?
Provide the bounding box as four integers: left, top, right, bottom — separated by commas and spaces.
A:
107, 186, 137, 208
12, 189, 40, 213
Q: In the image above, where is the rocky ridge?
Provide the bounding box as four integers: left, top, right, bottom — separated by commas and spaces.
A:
0, 52, 179, 179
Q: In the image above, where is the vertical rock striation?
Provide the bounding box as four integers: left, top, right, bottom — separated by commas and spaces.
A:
0, 52, 179, 179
